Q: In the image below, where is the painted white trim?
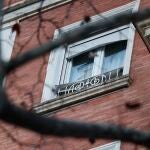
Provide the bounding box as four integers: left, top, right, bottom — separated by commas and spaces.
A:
41, 46, 66, 101
69, 25, 129, 49
41, 1, 139, 102
67, 26, 129, 59
1, 24, 16, 61
89, 141, 121, 150
132, 0, 141, 12
123, 23, 135, 75
144, 26, 150, 36
94, 48, 104, 75
3, 0, 72, 22
63, 57, 72, 83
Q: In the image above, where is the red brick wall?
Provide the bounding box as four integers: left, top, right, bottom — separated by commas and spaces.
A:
6, 0, 132, 105
2, 0, 150, 149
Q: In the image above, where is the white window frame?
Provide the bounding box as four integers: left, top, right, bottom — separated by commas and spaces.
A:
60, 26, 130, 84
89, 141, 121, 150
1, 22, 16, 61
0, 22, 16, 87
41, 1, 139, 102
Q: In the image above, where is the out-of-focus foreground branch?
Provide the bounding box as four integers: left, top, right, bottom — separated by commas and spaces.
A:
0, 89, 150, 148
4, 8, 150, 74
0, 5, 150, 149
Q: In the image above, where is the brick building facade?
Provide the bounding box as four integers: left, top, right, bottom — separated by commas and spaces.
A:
1, 0, 150, 149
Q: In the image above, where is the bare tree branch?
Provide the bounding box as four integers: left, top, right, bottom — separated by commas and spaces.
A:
0, 89, 149, 148
4, 8, 150, 75
0, 2, 150, 149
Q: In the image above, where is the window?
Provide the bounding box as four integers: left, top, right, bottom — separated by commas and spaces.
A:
41, 2, 138, 102
55, 25, 133, 97
62, 40, 127, 84
0, 24, 16, 86
89, 141, 120, 150
1, 26, 16, 61
42, 25, 134, 100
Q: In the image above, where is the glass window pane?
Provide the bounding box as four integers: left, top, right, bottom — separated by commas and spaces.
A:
69, 52, 94, 82
1, 28, 16, 61
102, 40, 127, 73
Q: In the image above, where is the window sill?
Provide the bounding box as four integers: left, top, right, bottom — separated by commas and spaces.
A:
34, 75, 131, 115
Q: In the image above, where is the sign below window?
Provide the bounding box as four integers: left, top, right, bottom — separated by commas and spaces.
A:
55, 67, 123, 97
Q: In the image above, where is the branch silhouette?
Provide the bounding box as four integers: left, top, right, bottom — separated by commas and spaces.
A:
4, 8, 150, 74
0, 89, 150, 148
0, 0, 150, 149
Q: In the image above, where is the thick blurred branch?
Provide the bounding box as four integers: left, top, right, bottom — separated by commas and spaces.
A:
4, 8, 150, 74
0, 89, 150, 148
0, 4, 150, 149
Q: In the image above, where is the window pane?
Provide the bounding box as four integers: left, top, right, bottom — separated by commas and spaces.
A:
102, 40, 127, 73
1, 28, 16, 61
69, 52, 94, 82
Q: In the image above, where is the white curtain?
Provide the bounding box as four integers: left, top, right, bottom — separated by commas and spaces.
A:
102, 41, 126, 73
69, 53, 94, 82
